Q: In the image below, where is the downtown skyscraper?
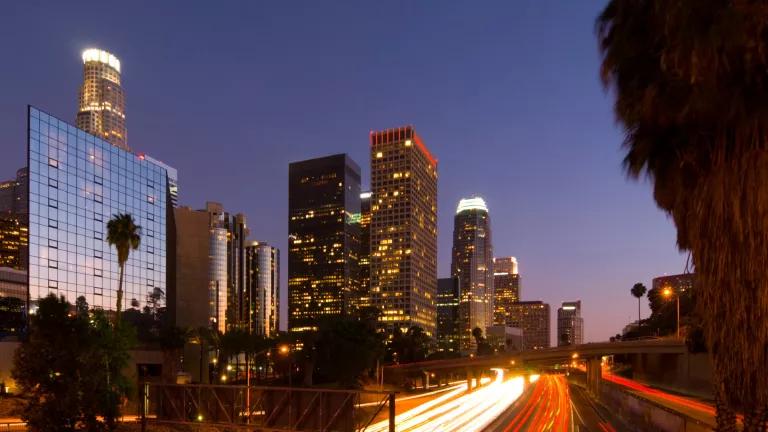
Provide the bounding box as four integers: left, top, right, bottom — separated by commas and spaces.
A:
27, 107, 174, 315
493, 256, 521, 325
436, 276, 460, 353
370, 126, 438, 336
245, 241, 280, 336
0, 168, 29, 270
174, 202, 248, 332
508, 301, 551, 350
557, 300, 584, 346
356, 191, 372, 309
76, 49, 128, 151
451, 197, 494, 351
288, 154, 361, 332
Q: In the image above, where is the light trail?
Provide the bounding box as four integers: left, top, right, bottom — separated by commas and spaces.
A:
364, 383, 468, 432
357, 382, 465, 407
602, 372, 716, 415
363, 369, 524, 432
501, 375, 571, 432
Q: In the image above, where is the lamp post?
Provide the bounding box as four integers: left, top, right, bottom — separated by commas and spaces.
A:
246, 351, 251, 425
279, 344, 292, 430
244, 346, 273, 422
662, 287, 680, 338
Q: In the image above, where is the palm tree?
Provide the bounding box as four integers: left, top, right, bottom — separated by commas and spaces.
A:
193, 326, 219, 383
598, 2, 768, 429
106, 213, 141, 325
630, 283, 647, 325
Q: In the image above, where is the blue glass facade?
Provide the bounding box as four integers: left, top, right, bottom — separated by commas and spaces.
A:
27, 107, 171, 312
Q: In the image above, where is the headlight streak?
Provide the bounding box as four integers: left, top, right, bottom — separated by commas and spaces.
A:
356, 382, 464, 408
363, 369, 525, 432
365, 384, 468, 432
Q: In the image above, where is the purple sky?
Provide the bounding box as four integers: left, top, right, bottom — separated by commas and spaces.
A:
0, 1, 685, 342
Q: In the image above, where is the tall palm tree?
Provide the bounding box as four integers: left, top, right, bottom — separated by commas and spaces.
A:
630, 282, 647, 325
598, 2, 768, 429
106, 213, 141, 325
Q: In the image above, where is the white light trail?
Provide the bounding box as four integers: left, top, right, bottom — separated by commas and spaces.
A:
363, 369, 524, 432
357, 382, 464, 408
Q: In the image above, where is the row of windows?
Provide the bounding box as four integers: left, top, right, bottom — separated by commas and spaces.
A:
28, 164, 163, 194
28, 108, 170, 311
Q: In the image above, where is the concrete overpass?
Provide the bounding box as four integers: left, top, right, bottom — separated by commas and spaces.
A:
383, 339, 687, 393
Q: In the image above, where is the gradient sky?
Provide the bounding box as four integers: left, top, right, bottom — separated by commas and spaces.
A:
0, 1, 686, 342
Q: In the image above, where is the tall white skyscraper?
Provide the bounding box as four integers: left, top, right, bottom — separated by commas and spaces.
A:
451, 197, 494, 352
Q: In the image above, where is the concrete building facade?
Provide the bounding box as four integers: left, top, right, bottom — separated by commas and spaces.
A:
370, 126, 438, 336
507, 301, 551, 350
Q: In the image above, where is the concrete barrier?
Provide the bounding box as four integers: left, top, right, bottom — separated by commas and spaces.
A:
598, 379, 712, 432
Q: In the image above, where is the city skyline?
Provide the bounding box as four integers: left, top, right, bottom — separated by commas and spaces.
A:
0, 1, 686, 342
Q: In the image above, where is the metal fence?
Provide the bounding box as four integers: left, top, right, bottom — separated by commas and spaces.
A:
140, 383, 395, 432
0, 422, 26, 432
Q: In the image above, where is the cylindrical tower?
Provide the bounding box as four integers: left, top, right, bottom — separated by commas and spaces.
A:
451, 197, 494, 353
77, 48, 128, 150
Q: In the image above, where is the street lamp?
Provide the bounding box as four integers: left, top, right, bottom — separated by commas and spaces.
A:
662, 286, 680, 338
279, 345, 292, 431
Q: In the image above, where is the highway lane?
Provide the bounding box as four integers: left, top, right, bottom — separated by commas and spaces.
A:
365, 368, 525, 432
569, 382, 621, 432
484, 375, 622, 432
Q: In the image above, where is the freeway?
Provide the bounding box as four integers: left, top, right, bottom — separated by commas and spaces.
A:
484, 375, 624, 432
365, 368, 525, 432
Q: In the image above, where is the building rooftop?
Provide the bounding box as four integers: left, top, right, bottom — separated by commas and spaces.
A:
456, 197, 488, 214
82, 48, 121, 72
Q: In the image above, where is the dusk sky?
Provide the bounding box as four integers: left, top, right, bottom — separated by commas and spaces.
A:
0, 1, 685, 342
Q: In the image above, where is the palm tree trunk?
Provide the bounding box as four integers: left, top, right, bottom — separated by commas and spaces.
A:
115, 262, 124, 325
715, 377, 738, 431
743, 407, 768, 432
637, 297, 641, 324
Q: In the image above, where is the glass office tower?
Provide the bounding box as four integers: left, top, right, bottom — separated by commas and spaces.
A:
451, 196, 494, 352
288, 154, 361, 332
436, 276, 460, 353
245, 241, 280, 336
355, 191, 372, 310
557, 300, 584, 346
27, 107, 172, 313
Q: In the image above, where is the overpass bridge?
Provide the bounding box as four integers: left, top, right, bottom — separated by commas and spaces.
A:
383, 338, 687, 394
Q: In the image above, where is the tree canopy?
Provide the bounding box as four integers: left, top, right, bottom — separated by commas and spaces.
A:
13, 294, 133, 431
598, 2, 768, 427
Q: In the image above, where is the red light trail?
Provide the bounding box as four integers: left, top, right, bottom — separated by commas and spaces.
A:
602, 372, 716, 416
502, 375, 571, 432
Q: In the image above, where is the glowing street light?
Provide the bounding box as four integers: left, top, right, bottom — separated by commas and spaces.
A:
278, 344, 294, 430
662, 286, 681, 338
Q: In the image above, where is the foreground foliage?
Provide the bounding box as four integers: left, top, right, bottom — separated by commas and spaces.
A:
13, 295, 134, 431
598, 1, 768, 429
